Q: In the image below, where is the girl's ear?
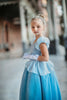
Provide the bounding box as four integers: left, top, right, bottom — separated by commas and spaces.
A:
42, 25, 46, 35
43, 24, 45, 31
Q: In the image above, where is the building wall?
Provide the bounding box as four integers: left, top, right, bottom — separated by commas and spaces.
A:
0, 21, 2, 44
0, 19, 22, 56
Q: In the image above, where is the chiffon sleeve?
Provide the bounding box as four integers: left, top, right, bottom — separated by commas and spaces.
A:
35, 37, 50, 51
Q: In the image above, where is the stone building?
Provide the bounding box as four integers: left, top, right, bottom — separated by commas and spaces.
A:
0, 0, 22, 58
0, 0, 37, 58
0, 0, 66, 60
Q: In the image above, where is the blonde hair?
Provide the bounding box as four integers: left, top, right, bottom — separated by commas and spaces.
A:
31, 14, 46, 25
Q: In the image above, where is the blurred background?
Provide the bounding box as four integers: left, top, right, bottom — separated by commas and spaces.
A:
0, 0, 67, 100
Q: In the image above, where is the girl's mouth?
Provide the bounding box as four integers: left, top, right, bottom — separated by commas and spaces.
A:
34, 32, 39, 33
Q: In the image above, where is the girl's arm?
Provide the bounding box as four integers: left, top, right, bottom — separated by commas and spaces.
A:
37, 43, 49, 61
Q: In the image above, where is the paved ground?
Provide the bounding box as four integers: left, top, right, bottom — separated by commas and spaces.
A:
0, 55, 67, 100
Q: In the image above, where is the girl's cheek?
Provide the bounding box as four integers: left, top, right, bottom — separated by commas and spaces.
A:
31, 28, 34, 32
32, 29, 34, 33
39, 29, 41, 31
40, 28, 43, 31
32, 30, 34, 33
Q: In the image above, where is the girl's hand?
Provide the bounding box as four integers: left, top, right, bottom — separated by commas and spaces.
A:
28, 55, 39, 60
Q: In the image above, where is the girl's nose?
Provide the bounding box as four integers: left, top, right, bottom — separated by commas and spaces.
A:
34, 27, 37, 31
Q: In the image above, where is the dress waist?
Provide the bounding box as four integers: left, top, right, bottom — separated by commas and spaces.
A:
25, 60, 55, 76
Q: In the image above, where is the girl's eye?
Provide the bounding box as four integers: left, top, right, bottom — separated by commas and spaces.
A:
37, 26, 40, 28
32, 26, 35, 28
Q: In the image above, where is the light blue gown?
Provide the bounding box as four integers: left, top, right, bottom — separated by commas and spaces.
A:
19, 36, 62, 100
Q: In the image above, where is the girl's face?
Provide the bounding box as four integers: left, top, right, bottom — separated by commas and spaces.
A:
31, 19, 44, 36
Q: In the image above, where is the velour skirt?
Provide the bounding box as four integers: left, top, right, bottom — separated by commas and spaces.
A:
19, 68, 61, 100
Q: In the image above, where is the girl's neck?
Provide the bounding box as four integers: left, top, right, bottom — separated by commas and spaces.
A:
35, 34, 43, 39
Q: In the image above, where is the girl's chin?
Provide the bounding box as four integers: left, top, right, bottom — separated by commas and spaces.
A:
34, 33, 40, 35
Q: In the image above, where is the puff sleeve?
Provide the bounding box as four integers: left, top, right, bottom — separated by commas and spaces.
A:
35, 37, 50, 51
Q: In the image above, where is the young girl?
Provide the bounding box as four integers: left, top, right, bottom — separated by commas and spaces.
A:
19, 14, 61, 100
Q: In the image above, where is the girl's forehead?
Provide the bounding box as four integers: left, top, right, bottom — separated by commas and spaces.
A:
31, 19, 43, 25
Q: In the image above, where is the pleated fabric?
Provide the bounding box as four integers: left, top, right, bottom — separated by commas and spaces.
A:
19, 68, 61, 100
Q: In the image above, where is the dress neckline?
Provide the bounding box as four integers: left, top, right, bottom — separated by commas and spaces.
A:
33, 36, 43, 45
